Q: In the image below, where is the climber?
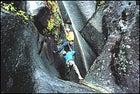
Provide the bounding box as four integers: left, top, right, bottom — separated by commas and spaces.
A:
53, 28, 74, 53
62, 49, 84, 80
65, 28, 74, 42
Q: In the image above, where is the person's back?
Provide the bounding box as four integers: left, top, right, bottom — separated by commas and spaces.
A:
53, 28, 74, 53
64, 50, 75, 62
63, 50, 83, 80
66, 31, 74, 41
65, 28, 74, 41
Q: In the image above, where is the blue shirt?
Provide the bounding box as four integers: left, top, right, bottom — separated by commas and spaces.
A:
64, 51, 75, 62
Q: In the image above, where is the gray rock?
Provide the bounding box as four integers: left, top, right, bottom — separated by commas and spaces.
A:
76, 1, 96, 20
57, 1, 71, 23
85, 31, 123, 93
63, 1, 87, 31
1, 9, 96, 93
26, 1, 46, 15
86, 1, 139, 93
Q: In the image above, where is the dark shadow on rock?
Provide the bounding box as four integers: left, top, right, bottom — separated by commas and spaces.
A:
34, 7, 51, 35
1, 11, 37, 93
1, 9, 96, 93
81, 23, 105, 55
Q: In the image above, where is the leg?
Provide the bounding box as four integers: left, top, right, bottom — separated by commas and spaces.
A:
69, 60, 83, 80
66, 62, 71, 73
58, 41, 69, 52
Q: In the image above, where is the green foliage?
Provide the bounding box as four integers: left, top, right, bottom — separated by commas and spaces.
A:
43, 1, 63, 41
3, 2, 16, 12
96, 0, 105, 10
46, 1, 62, 31
43, 28, 49, 35
2, 2, 34, 21
54, 12, 62, 27
15, 10, 28, 21
47, 16, 55, 31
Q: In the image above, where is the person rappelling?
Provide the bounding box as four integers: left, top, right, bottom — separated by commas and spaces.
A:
53, 27, 84, 81
53, 28, 74, 53
62, 47, 84, 80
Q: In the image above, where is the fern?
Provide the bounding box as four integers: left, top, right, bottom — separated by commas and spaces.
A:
2, 2, 34, 21
44, 1, 63, 37
15, 10, 29, 21
47, 16, 55, 31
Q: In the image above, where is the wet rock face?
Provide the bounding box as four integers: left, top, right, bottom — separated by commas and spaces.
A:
1, 12, 37, 92
86, 1, 139, 93
13, 1, 27, 11
26, 1, 46, 15
34, 7, 51, 35
59, 2, 139, 93
1, 1, 139, 93
104, 1, 139, 93
1, 10, 60, 93
62, 1, 88, 31
76, 1, 96, 21
118, 10, 139, 93
85, 31, 123, 93
62, 1, 105, 55
62, 1, 98, 74
1, 9, 97, 93
81, 23, 105, 54
57, 1, 71, 24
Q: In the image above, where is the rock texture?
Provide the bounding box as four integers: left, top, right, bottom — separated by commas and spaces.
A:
1, 1, 139, 93
59, 1, 139, 93
85, 1, 139, 93
33, 6, 51, 35
1, 11, 36, 92
62, 1, 105, 55
57, 1, 71, 24
1, 9, 96, 93
62, 1, 97, 74
26, 1, 46, 15
85, 31, 123, 93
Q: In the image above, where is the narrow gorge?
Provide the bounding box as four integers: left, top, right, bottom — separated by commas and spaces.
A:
1, 1, 139, 93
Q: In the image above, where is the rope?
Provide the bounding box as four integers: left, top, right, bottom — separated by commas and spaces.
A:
68, 43, 72, 51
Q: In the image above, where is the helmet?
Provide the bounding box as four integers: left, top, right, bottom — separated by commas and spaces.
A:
65, 28, 70, 33
69, 41, 74, 45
